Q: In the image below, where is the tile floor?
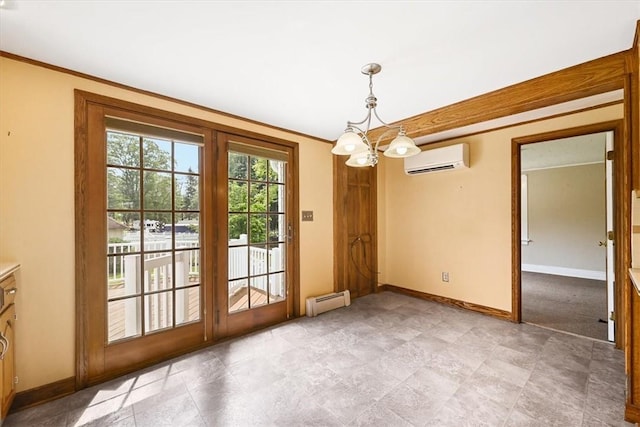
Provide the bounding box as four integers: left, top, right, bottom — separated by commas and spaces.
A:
6, 291, 635, 426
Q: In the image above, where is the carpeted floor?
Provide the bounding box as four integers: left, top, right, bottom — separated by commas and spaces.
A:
521, 271, 608, 341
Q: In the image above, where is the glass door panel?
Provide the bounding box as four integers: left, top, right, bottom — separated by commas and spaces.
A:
219, 134, 293, 337
105, 128, 203, 343
228, 151, 287, 314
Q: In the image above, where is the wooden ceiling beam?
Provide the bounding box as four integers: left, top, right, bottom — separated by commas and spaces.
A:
367, 50, 630, 143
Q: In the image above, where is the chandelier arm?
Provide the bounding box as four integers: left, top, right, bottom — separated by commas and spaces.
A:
372, 107, 402, 130
346, 110, 373, 128
374, 128, 402, 151
346, 124, 367, 136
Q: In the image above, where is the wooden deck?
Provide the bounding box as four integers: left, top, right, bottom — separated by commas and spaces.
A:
108, 282, 285, 341
108, 283, 200, 342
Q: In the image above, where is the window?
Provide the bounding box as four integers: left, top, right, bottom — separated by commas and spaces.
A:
227, 150, 287, 312
105, 118, 203, 342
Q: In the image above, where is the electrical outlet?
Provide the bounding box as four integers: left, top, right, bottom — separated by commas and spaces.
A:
442, 272, 449, 282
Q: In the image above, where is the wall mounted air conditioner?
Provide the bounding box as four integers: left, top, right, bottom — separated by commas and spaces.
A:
305, 290, 351, 317
404, 143, 469, 175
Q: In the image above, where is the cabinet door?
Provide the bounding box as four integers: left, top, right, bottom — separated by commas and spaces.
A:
0, 305, 15, 418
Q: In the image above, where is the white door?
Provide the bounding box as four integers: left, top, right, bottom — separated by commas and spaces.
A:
605, 131, 615, 342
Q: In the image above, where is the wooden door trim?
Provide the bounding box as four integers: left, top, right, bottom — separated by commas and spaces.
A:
511, 120, 629, 348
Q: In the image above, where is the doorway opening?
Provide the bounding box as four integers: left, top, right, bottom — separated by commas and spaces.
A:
512, 121, 628, 346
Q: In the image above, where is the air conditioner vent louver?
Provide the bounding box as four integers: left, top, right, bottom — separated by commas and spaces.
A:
406, 164, 455, 174
404, 143, 469, 175
306, 290, 351, 317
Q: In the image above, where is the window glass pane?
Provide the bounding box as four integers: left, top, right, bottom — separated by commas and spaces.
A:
107, 132, 140, 167
269, 160, 285, 183
229, 181, 247, 212
108, 297, 141, 342
143, 171, 172, 210
174, 142, 200, 173
176, 287, 200, 325
250, 276, 268, 308
175, 249, 199, 287
268, 184, 284, 212
229, 214, 247, 243
268, 273, 286, 303
175, 174, 199, 211
143, 212, 173, 249
250, 214, 267, 244
228, 245, 248, 280
107, 252, 141, 300
107, 167, 140, 210
250, 244, 267, 276
174, 216, 200, 247
229, 152, 248, 179
250, 157, 268, 181
108, 211, 139, 241
144, 252, 173, 292
229, 279, 248, 313
145, 291, 173, 332
143, 137, 172, 171
268, 214, 285, 243
249, 183, 266, 213
268, 243, 285, 273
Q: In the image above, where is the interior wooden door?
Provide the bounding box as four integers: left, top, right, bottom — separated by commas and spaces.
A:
215, 133, 296, 338
334, 158, 377, 298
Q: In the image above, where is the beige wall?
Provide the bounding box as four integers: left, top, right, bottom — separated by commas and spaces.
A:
0, 57, 334, 391
378, 104, 623, 312
522, 163, 606, 276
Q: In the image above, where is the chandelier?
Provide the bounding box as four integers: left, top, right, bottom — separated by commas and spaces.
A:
332, 63, 420, 167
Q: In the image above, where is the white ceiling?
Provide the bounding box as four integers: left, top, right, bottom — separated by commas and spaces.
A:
521, 132, 607, 172
1, 1, 638, 142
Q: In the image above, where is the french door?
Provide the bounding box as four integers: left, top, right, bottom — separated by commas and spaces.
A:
76, 92, 298, 387
215, 134, 295, 337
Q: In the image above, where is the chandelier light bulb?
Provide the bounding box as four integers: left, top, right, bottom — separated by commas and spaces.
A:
384, 132, 420, 158
331, 130, 367, 156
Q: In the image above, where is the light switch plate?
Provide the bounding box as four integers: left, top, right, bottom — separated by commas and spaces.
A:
302, 210, 314, 221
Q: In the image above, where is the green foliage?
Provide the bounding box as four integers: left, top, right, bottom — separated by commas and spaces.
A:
228, 155, 283, 244
107, 132, 199, 227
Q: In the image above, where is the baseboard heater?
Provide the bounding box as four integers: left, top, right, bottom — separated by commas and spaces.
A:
305, 290, 351, 317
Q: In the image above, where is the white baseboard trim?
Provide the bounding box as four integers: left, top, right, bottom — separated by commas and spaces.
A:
521, 264, 606, 281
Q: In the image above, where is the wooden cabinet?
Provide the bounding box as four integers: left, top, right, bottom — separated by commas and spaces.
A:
0, 264, 18, 422
0, 304, 15, 418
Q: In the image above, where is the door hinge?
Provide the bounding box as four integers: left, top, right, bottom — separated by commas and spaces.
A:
610, 311, 615, 321
607, 230, 614, 241
13, 376, 18, 385
607, 150, 614, 161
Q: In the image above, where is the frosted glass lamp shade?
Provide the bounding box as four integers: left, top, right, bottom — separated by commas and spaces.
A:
383, 134, 420, 158
331, 130, 368, 155
345, 151, 373, 167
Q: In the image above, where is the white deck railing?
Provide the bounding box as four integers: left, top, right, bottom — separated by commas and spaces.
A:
107, 233, 285, 334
